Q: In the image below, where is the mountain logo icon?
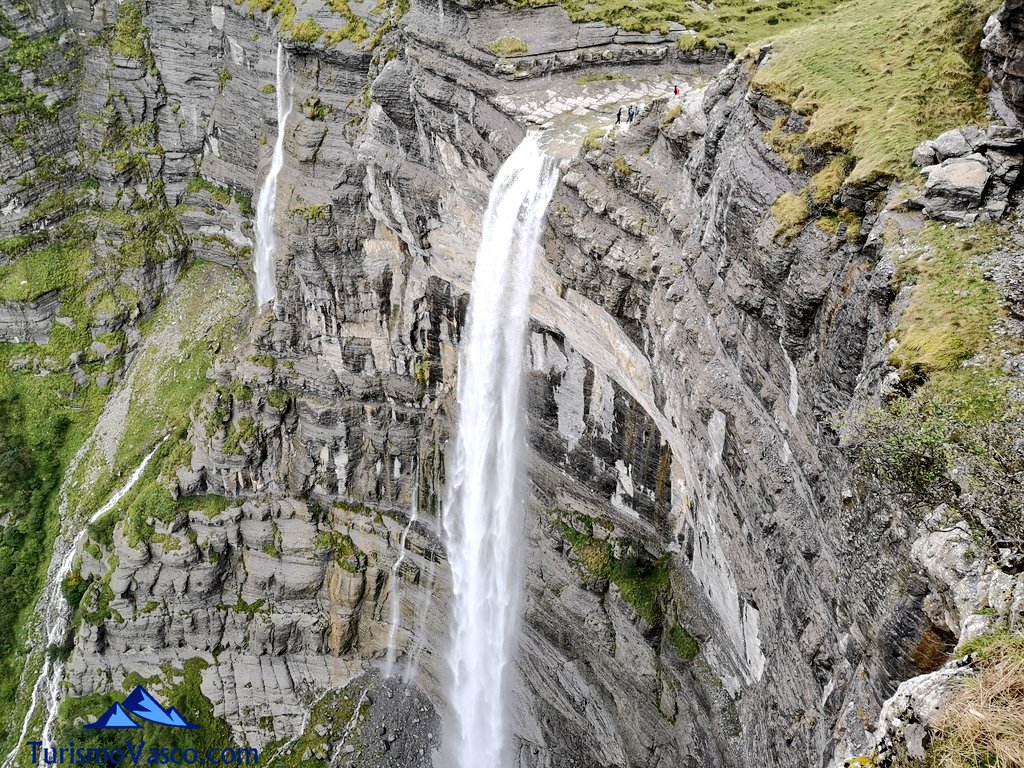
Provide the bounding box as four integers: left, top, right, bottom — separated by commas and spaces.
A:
84, 686, 199, 730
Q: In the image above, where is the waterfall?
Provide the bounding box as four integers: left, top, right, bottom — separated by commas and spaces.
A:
442, 134, 558, 768
403, 555, 436, 684
383, 474, 419, 677
253, 42, 292, 307
779, 337, 799, 417
2, 444, 164, 767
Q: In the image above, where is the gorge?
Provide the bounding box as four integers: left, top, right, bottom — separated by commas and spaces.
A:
0, 0, 1023, 766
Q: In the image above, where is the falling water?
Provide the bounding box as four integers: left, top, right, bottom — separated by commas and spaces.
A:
3, 444, 164, 767
253, 42, 292, 307
442, 134, 558, 768
779, 337, 799, 417
383, 474, 419, 677
403, 556, 436, 684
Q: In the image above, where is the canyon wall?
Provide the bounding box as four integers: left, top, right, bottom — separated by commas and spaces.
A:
4, 0, 1021, 766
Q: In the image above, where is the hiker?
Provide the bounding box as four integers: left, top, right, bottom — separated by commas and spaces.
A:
616, 107, 622, 124
674, 84, 679, 96
627, 105, 635, 123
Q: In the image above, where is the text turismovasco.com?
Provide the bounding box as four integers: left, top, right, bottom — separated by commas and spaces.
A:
28, 742, 259, 766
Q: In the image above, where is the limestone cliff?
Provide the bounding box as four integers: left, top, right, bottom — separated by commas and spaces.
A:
1, 0, 1021, 767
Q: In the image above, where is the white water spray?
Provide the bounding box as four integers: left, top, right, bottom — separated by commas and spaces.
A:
253, 42, 292, 307
442, 134, 558, 768
3, 443, 164, 766
383, 475, 419, 677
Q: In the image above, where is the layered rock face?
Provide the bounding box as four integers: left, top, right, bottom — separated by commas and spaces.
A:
4, 0, 986, 766
984, 0, 1024, 126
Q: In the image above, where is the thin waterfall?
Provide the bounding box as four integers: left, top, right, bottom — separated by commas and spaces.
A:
383, 472, 419, 677
779, 337, 799, 417
442, 134, 558, 768
403, 555, 436, 684
2, 443, 164, 767
254, 42, 292, 307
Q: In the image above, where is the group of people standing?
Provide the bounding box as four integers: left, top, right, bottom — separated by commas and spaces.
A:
616, 105, 639, 124
615, 85, 681, 126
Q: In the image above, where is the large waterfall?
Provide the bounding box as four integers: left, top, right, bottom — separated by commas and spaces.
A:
442, 134, 558, 768
253, 42, 292, 307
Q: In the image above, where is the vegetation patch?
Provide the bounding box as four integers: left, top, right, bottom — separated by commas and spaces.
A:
583, 126, 606, 152
515, 0, 844, 51
486, 36, 528, 56
752, 0, 999, 184
890, 223, 1002, 377
323, 0, 370, 47
770, 191, 808, 243
556, 511, 669, 626
56, 659, 235, 754
261, 679, 370, 767
669, 623, 700, 661
908, 631, 1024, 768
851, 221, 1021, 546
315, 531, 367, 573
611, 156, 633, 177
289, 19, 324, 44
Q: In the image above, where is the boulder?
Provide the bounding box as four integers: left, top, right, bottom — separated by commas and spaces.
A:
923, 156, 991, 221
930, 128, 972, 160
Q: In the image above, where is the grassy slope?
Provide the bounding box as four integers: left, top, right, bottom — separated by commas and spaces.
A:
68, 260, 253, 520
752, 0, 999, 183
518, 0, 846, 49
533, 0, 995, 184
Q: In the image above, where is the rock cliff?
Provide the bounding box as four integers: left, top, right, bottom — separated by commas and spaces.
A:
984, 0, 1024, 126
1, 0, 1021, 766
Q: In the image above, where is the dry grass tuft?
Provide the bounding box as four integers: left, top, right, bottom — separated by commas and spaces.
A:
925, 633, 1024, 768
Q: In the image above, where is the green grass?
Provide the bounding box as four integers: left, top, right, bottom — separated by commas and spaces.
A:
322, 0, 370, 46
852, 219, 1022, 543
770, 191, 808, 243
262, 680, 369, 767
110, 0, 149, 59
486, 36, 528, 56
669, 623, 700, 661
890, 222, 1003, 377
57, 659, 236, 754
752, 0, 998, 184
520, 0, 844, 50
289, 19, 324, 44
558, 514, 669, 626
0, 241, 89, 302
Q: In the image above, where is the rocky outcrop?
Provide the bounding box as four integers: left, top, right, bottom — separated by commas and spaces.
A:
0, 291, 60, 344
983, 0, 1024, 126
911, 125, 1024, 223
